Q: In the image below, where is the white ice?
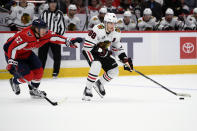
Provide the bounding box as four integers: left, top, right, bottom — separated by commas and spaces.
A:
0, 74, 197, 131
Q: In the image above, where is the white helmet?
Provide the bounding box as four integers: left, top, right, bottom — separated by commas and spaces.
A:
193, 8, 197, 14
68, 4, 77, 10
143, 8, 152, 15
104, 13, 117, 23
124, 11, 132, 17
165, 8, 174, 15
99, 7, 107, 13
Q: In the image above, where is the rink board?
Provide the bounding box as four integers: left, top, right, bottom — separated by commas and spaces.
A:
0, 31, 197, 79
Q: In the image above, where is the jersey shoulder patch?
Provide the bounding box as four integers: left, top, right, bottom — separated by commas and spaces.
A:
93, 17, 98, 21
97, 24, 105, 29
115, 27, 121, 33
117, 19, 123, 24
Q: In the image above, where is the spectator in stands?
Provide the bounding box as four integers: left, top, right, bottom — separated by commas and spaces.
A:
138, 8, 157, 30
72, 0, 86, 13
64, 4, 81, 31
180, 0, 190, 15
7, 0, 36, 31
162, 0, 182, 17
117, 0, 132, 14
141, 0, 162, 21
185, 8, 197, 30
101, 0, 120, 7
184, 0, 197, 11
59, 0, 70, 14
88, 7, 107, 30
88, 0, 103, 17
104, 0, 117, 13
1, 0, 16, 11
117, 10, 137, 31
158, 8, 183, 30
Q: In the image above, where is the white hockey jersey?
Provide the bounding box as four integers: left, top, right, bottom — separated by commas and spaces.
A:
38, 3, 49, 15
116, 18, 136, 31
7, 3, 35, 29
158, 17, 183, 30
185, 15, 197, 29
64, 14, 80, 31
138, 16, 157, 31
88, 15, 104, 30
83, 23, 124, 57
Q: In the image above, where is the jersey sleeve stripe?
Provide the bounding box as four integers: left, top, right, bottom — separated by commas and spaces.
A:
11, 42, 28, 59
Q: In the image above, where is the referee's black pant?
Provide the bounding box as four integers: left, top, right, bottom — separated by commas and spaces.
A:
38, 42, 61, 76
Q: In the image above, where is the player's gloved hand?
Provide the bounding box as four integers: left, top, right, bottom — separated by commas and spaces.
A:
68, 37, 83, 48
94, 46, 112, 57
6, 59, 18, 74
122, 57, 133, 72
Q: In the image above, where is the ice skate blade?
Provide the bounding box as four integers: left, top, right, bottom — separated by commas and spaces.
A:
93, 86, 104, 98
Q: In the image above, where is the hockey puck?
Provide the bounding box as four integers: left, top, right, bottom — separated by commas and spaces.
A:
179, 97, 184, 100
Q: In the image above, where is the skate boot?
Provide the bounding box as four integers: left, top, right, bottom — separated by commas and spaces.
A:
29, 88, 47, 98
9, 78, 20, 95
82, 87, 93, 101
93, 80, 105, 98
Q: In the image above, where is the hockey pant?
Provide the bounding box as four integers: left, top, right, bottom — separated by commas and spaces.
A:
5, 52, 43, 88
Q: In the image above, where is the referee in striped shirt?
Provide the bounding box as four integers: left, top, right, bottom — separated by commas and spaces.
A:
38, 0, 66, 78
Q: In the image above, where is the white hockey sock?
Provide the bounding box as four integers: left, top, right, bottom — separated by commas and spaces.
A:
86, 61, 102, 89
100, 67, 119, 85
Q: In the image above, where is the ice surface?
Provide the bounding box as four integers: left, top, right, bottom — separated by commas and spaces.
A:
0, 74, 197, 131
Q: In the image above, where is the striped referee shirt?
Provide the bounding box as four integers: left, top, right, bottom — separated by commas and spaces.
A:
40, 9, 66, 35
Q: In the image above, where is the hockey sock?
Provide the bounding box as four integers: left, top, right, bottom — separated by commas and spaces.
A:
100, 67, 119, 85
86, 61, 102, 89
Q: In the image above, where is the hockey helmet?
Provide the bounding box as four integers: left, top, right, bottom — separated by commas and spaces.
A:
193, 8, 197, 14
104, 13, 117, 23
68, 4, 77, 10
165, 8, 174, 15
99, 7, 107, 14
32, 19, 48, 29
124, 11, 132, 17
143, 8, 152, 15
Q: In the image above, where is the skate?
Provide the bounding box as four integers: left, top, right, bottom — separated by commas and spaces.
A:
9, 78, 20, 95
29, 88, 47, 98
82, 87, 93, 101
93, 80, 105, 98
52, 73, 58, 79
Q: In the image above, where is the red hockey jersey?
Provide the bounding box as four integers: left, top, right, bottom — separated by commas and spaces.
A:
4, 26, 69, 59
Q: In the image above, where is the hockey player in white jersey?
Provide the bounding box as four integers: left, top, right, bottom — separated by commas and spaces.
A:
82, 13, 133, 101
116, 11, 137, 31
88, 7, 107, 30
185, 8, 197, 30
138, 8, 157, 31
158, 8, 183, 30
7, 0, 36, 31
64, 4, 81, 31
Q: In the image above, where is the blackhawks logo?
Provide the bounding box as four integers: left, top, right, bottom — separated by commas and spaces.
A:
97, 24, 104, 29
21, 13, 31, 24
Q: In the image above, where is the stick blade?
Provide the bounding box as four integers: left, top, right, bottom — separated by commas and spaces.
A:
176, 93, 191, 98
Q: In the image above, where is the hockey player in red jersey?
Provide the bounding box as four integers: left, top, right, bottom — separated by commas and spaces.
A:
3, 19, 83, 97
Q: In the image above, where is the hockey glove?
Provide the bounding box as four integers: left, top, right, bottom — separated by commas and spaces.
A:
67, 37, 83, 48
6, 59, 18, 74
119, 53, 133, 72
123, 58, 133, 72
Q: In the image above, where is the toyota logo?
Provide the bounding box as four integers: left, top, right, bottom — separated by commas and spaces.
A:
182, 42, 194, 53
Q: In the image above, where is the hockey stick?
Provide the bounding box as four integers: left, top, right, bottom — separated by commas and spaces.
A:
133, 68, 191, 98
14, 68, 58, 106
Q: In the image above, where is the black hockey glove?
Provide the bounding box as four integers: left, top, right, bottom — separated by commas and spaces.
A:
67, 37, 83, 48
93, 46, 112, 58
119, 53, 133, 72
